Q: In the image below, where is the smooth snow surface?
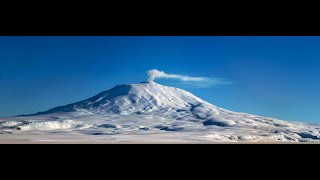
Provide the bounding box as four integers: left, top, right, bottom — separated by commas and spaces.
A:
1, 82, 320, 143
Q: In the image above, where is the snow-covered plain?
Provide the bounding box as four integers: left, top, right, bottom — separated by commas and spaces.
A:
1, 81, 320, 143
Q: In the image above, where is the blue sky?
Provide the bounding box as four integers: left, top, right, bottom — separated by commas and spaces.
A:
0, 36, 319, 123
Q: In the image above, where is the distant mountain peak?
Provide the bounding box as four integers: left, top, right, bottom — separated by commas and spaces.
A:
10, 81, 320, 143
32, 81, 207, 116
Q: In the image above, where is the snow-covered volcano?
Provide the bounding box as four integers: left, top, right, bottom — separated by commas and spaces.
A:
1, 81, 320, 143
34, 81, 208, 116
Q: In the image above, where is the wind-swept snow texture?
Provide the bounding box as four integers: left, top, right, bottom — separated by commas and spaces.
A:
1, 81, 320, 143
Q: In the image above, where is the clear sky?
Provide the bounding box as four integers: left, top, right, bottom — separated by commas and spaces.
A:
0, 36, 319, 123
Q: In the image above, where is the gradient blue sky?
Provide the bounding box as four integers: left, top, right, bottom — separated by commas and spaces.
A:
0, 36, 319, 123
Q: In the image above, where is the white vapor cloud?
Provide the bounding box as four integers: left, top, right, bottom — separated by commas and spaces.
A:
146, 69, 232, 88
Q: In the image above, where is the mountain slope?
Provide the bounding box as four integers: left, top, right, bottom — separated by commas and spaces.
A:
34, 81, 209, 115
1, 81, 320, 143
31, 81, 243, 127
